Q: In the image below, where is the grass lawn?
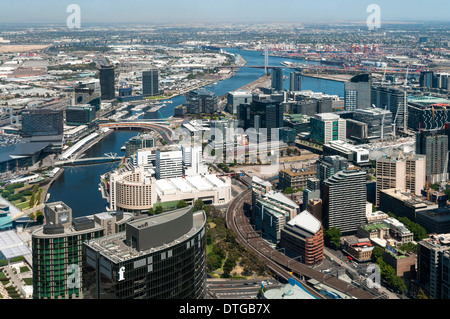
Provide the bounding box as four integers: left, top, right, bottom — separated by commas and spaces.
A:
206, 244, 213, 255
0, 272, 6, 279
22, 278, 33, 286
19, 266, 29, 273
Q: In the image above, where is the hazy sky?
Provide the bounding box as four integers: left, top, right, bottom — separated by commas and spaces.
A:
1, 0, 449, 25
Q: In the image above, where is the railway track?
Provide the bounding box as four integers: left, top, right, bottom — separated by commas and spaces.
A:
226, 187, 382, 300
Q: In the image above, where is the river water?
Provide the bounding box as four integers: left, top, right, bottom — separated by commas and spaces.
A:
49, 48, 345, 218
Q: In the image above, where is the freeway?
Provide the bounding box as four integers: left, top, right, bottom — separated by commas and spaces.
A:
226, 188, 383, 299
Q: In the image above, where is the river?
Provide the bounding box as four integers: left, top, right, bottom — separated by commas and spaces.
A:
48, 48, 345, 218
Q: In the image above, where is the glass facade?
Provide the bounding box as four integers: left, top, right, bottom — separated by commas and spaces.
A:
83, 224, 207, 299
21, 109, 64, 136
32, 230, 104, 299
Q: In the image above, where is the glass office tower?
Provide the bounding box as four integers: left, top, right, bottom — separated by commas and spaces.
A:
82, 207, 207, 299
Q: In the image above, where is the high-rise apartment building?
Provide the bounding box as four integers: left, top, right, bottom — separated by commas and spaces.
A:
289, 71, 302, 92
186, 89, 218, 114
31, 201, 133, 299
322, 170, 367, 235
99, 65, 115, 100
271, 67, 284, 92
254, 190, 300, 244
420, 71, 434, 88
416, 129, 449, 184
417, 234, 450, 299
344, 74, 371, 111
142, 69, 159, 97
375, 151, 426, 206
310, 113, 346, 145
82, 207, 207, 299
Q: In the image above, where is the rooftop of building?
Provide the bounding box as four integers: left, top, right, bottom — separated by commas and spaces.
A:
280, 168, 317, 177
380, 188, 437, 208
420, 233, 450, 249
287, 210, 321, 234
0, 141, 50, 164
32, 210, 133, 238
155, 174, 230, 195
85, 209, 206, 264
417, 207, 450, 221
324, 140, 370, 154
263, 279, 318, 300
313, 113, 341, 121
376, 150, 425, 162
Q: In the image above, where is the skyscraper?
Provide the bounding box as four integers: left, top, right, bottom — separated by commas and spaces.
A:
226, 90, 252, 114
316, 155, 348, 182
237, 99, 284, 139
420, 70, 434, 88
99, 65, 115, 100
289, 71, 302, 92
416, 130, 449, 184
322, 170, 367, 235
31, 202, 133, 299
271, 67, 284, 92
82, 207, 207, 299
185, 89, 218, 114
142, 68, 159, 97
371, 86, 407, 133
344, 74, 371, 111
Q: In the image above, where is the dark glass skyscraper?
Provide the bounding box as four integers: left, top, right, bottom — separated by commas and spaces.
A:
142, 68, 159, 97
82, 207, 207, 299
99, 65, 115, 100
271, 67, 284, 92
289, 71, 302, 92
344, 73, 371, 111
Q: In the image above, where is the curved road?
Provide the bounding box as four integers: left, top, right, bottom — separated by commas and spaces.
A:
226, 188, 382, 299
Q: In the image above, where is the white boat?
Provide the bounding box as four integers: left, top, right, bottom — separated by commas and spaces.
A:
121, 146, 126, 151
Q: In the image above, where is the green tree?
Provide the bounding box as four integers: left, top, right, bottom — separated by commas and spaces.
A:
36, 211, 44, 223
283, 187, 295, 194
193, 199, 204, 212
29, 194, 35, 207
154, 205, 164, 215
176, 200, 188, 209
324, 227, 342, 249
206, 254, 222, 271
372, 246, 384, 261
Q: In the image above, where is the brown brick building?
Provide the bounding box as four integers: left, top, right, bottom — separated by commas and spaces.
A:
280, 210, 324, 266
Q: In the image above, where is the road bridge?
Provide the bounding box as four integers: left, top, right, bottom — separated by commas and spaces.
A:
99, 121, 173, 144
